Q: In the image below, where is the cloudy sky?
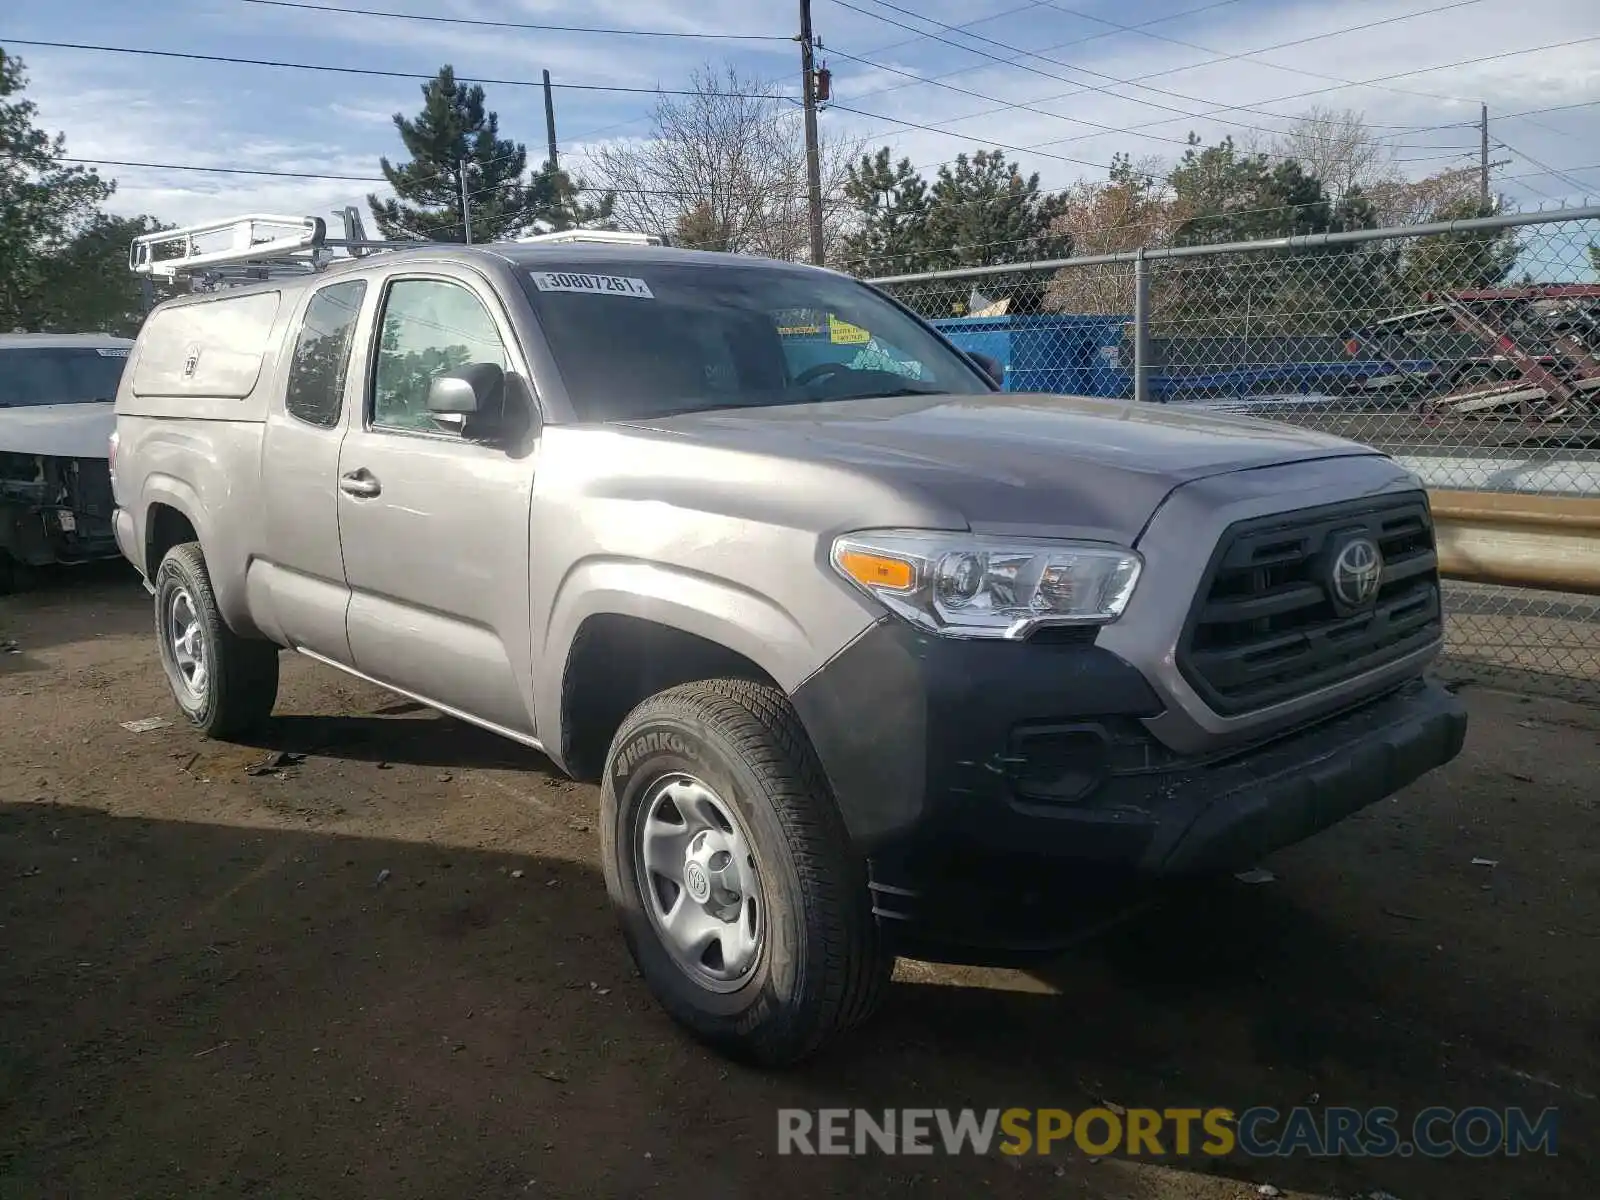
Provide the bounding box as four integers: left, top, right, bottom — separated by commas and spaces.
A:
8, 0, 1599, 233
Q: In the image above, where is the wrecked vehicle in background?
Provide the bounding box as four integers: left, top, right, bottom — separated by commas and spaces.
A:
0, 333, 130, 591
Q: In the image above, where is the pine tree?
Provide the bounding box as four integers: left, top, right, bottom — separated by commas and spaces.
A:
368, 66, 611, 243
923, 150, 1071, 271
0, 48, 165, 333
672, 201, 731, 251
1400, 196, 1519, 299
840, 149, 931, 275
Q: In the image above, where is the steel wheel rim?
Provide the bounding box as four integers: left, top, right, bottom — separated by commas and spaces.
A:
166, 586, 208, 701
634, 773, 764, 993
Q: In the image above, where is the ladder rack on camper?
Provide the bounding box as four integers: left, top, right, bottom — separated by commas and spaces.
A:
129, 209, 409, 284
130, 209, 664, 287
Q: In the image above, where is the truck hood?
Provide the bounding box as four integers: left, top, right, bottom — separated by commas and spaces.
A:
622, 392, 1379, 541
0, 402, 114, 459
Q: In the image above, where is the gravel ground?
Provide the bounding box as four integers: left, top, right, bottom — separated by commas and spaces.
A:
2, 565, 1596, 1200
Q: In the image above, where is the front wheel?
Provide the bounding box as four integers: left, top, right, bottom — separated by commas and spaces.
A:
600, 679, 891, 1066
154, 542, 280, 739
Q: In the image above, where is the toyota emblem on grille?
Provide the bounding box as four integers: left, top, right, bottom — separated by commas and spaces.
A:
1330, 537, 1383, 608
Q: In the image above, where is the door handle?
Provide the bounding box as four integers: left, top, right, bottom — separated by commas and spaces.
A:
338, 470, 381, 498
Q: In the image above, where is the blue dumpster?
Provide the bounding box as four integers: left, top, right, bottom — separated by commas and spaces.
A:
931, 314, 1132, 397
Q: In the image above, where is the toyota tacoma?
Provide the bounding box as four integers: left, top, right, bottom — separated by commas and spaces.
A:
111, 237, 1467, 1065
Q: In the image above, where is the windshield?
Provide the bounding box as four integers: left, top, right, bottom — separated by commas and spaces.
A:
518, 261, 991, 421
0, 347, 129, 408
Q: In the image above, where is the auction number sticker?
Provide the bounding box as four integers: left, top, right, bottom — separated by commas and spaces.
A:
530, 271, 654, 299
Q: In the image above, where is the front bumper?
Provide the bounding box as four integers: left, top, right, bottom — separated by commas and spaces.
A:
0, 455, 119, 567
0, 496, 118, 566
791, 620, 1467, 950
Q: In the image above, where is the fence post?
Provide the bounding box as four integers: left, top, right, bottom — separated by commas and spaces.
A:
1132, 247, 1152, 404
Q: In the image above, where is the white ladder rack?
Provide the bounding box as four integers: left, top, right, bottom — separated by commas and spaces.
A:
514, 228, 661, 246
129, 209, 416, 283
130, 210, 664, 285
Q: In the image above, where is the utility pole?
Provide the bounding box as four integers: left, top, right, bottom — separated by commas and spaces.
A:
459, 158, 473, 244
542, 70, 559, 169
798, 0, 825, 266
1479, 103, 1490, 212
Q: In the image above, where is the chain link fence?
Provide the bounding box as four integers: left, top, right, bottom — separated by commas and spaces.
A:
867, 204, 1600, 700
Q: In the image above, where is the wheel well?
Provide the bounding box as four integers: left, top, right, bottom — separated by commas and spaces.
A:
560, 614, 779, 783
145, 504, 199, 577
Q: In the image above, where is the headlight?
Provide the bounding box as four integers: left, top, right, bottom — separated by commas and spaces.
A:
831, 530, 1141, 639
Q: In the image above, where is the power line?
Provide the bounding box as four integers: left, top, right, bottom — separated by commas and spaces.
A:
825, 47, 1200, 149
1393, 151, 1478, 165
1031, 0, 1477, 106
561, 0, 1219, 163
1398, 97, 1600, 135
62, 157, 381, 182
830, 0, 1483, 141
0, 37, 801, 99
238, 0, 792, 41
912, 33, 1600, 170
1098, 32, 1600, 141
827, 44, 1481, 168
55, 155, 817, 203
826, 99, 1132, 173
1493, 138, 1598, 196
1505, 111, 1589, 145
834, 0, 1285, 138
836, 0, 1488, 155
698, 0, 1257, 154
852, 0, 1055, 58
1494, 98, 1600, 125
839, 0, 1251, 106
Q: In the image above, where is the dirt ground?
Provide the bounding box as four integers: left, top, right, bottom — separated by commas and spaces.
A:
2, 565, 1596, 1200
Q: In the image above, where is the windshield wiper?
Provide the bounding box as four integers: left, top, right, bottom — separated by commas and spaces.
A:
625, 389, 943, 420
842, 386, 944, 400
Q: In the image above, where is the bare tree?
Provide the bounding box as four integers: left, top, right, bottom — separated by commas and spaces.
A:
585, 64, 861, 262
1266, 108, 1494, 228
1046, 155, 1179, 313
1364, 165, 1485, 227
1268, 106, 1400, 203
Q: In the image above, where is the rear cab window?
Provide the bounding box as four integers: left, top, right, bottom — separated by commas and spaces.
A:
517, 260, 989, 422
284, 279, 367, 427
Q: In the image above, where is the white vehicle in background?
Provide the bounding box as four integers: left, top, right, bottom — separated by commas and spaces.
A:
0, 333, 132, 591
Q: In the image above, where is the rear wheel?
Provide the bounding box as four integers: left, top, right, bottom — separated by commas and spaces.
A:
154, 542, 279, 738
600, 679, 891, 1066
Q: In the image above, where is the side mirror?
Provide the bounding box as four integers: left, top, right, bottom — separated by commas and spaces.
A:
428, 362, 506, 437
970, 352, 1005, 389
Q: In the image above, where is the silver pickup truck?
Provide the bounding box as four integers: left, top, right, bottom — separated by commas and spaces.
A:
111, 240, 1467, 1065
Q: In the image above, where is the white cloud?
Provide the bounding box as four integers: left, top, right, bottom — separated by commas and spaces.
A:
819, 0, 1600, 203
10, 0, 1597, 242
327, 101, 399, 126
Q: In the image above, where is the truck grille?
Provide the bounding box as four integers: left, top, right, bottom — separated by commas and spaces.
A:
1178, 492, 1441, 715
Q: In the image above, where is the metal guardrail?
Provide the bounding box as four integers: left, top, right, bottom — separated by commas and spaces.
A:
1430, 489, 1600, 595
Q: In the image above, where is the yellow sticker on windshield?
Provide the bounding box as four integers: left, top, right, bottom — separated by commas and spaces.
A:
829, 315, 870, 345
